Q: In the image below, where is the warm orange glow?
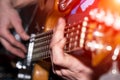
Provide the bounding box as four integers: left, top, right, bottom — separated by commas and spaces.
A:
115, 0, 120, 3
98, 0, 120, 14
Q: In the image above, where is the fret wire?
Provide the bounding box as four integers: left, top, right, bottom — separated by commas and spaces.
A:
65, 32, 80, 38
64, 27, 81, 34
65, 22, 82, 29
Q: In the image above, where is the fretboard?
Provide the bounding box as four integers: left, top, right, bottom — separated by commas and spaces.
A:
27, 3, 120, 67
32, 30, 53, 61
31, 17, 89, 62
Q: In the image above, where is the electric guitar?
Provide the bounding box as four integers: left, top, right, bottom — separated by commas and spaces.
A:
17, 0, 120, 80
17, 0, 80, 80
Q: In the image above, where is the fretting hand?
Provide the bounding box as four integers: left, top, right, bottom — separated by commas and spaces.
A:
50, 18, 93, 80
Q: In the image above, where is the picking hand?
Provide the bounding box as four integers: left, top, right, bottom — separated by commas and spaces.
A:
0, 0, 29, 58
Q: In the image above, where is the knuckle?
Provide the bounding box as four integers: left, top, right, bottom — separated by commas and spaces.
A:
10, 39, 20, 46
15, 18, 22, 25
56, 71, 61, 76
10, 39, 17, 45
5, 46, 12, 51
53, 58, 62, 65
61, 69, 68, 77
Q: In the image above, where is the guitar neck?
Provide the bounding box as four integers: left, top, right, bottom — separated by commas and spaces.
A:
27, 9, 120, 67
27, 18, 85, 62
28, 16, 91, 64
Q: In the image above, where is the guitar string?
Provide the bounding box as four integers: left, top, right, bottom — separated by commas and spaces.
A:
32, 51, 50, 61
31, 28, 86, 60
31, 19, 89, 61
32, 28, 88, 60
33, 22, 83, 45
32, 32, 80, 54
33, 25, 81, 48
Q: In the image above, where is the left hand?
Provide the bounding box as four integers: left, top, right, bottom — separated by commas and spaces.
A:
50, 17, 93, 80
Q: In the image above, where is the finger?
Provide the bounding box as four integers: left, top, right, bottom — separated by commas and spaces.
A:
61, 69, 77, 80
54, 70, 62, 76
50, 18, 66, 64
51, 17, 66, 46
50, 18, 66, 72
64, 54, 93, 75
0, 38, 25, 58
53, 66, 62, 76
0, 28, 27, 53
54, 68, 75, 80
10, 10, 30, 40
53, 68, 70, 80
78, 73, 92, 80
51, 37, 66, 65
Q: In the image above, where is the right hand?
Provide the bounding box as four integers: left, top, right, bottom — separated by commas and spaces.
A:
0, 0, 29, 58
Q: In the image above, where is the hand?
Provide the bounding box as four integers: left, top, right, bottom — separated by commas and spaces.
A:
0, 0, 29, 58
50, 18, 93, 80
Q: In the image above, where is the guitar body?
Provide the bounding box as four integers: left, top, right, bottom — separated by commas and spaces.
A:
32, 61, 51, 80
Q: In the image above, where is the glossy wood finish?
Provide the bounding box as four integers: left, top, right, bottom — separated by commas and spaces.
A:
32, 61, 51, 80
